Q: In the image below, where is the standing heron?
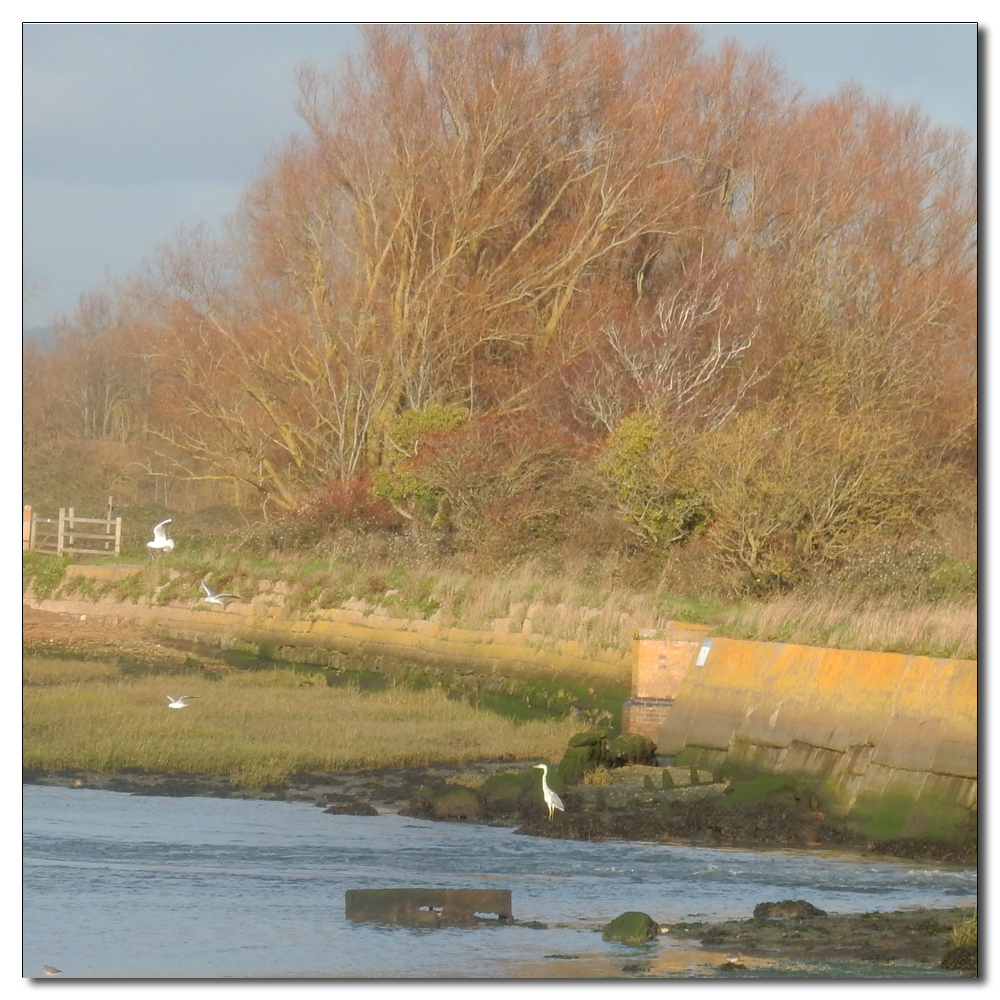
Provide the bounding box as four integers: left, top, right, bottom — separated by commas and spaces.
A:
532, 763, 565, 821
147, 519, 175, 559
200, 579, 243, 606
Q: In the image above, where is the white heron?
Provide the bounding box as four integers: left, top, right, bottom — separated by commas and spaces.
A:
532, 762, 565, 821
200, 579, 243, 606
166, 695, 198, 709
43, 967, 61, 977
147, 519, 175, 559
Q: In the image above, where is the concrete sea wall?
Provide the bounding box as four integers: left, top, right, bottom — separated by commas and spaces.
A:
631, 627, 977, 840
24, 567, 978, 841
25, 566, 631, 688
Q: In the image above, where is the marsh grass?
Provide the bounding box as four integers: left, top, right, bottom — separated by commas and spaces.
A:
23, 656, 122, 686
949, 908, 977, 949
22, 667, 579, 789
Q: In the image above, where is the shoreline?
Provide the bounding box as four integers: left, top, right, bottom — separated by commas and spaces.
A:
24, 773, 977, 977
22, 764, 977, 868
22, 605, 977, 867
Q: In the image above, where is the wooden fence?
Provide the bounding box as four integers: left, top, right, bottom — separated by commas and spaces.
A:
26, 507, 122, 557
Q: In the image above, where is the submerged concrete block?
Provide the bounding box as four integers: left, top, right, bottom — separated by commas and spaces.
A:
345, 888, 513, 926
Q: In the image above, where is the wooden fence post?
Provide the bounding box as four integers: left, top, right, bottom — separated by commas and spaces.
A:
23, 506, 31, 551
115, 517, 122, 556
56, 508, 65, 556
29, 515, 37, 551
68, 507, 76, 549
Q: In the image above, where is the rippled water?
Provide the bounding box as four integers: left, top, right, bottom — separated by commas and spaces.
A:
23, 784, 975, 979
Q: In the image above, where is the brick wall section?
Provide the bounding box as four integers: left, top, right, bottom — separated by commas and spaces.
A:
631, 623, 713, 699
621, 697, 674, 742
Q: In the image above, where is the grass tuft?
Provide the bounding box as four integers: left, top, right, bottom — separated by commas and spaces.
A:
949, 909, 977, 949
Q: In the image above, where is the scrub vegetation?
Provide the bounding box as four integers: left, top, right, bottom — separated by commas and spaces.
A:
25, 528, 977, 660
24, 26, 975, 658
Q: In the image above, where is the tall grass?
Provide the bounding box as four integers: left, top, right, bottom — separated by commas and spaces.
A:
713, 592, 977, 660
949, 908, 977, 949
30, 531, 976, 660
23, 667, 579, 789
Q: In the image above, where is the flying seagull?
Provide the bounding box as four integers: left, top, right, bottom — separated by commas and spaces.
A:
166, 695, 198, 709
532, 763, 565, 821
147, 519, 175, 559
200, 579, 243, 607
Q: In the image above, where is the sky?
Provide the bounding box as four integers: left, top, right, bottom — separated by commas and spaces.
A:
22, 20, 979, 331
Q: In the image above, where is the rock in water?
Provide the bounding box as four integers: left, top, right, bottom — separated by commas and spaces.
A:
753, 899, 828, 918
602, 911, 661, 944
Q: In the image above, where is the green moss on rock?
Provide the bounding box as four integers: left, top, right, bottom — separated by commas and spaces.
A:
606, 733, 657, 767
567, 729, 608, 748
432, 786, 482, 821
480, 772, 530, 805
602, 911, 660, 944
559, 745, 596, 785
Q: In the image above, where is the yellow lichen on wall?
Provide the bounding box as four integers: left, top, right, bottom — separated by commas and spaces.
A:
643, 632, 977, 836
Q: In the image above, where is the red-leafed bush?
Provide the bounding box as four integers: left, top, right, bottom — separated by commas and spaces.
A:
410, 414, 602, 557
294, 476, 401, 532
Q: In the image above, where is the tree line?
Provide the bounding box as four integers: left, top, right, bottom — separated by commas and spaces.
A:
23, 25, 976, 593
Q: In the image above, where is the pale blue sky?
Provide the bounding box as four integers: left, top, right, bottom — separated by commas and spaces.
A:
22, 22, 979, 329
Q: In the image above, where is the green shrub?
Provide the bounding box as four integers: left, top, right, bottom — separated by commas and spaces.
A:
22, 552, 71, 600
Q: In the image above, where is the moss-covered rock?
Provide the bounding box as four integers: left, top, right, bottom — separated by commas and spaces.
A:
606, 733, 657, 767
753, 900, 828, 919
602, 911, 660, 944
432, 786, 482, 821
567, 728, 608, 748
559, 729, 612, 784
558, 745, 596, 785
480, 772, 530, 807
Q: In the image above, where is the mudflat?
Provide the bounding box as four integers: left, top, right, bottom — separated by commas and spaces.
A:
665, 906, 977, 975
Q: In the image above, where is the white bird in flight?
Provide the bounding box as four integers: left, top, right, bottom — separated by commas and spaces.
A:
166, 695, 198, 709
532, 762, 565, 821
147, 519, 175, 559
200, 579, 243, 606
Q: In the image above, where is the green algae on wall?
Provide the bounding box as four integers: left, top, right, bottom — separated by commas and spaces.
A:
647, 633, 977, 844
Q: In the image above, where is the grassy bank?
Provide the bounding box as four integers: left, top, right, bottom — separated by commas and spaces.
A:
24, 534, 977, 660
22, 657, 579, 789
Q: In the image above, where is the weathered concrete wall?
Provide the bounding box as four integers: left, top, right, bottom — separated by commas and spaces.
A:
640, 632, 977, 839
25, 583, 631, 687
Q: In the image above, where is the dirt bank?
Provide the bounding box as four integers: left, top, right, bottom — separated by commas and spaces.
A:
22, 605, 227, 670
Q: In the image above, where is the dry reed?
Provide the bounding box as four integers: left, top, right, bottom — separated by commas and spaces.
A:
714, 593, 977, 660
